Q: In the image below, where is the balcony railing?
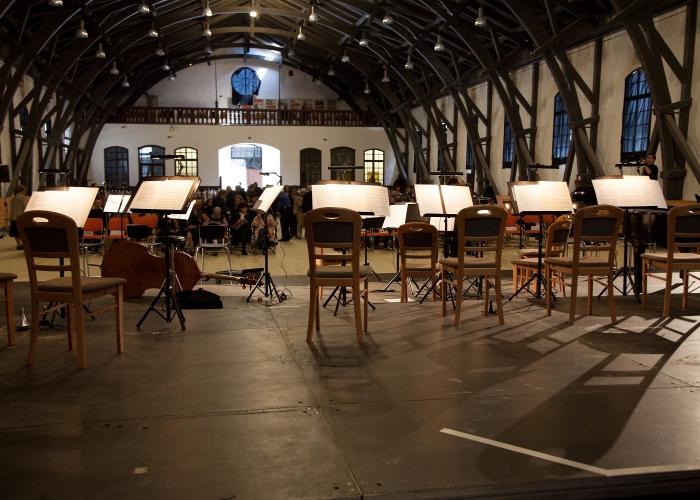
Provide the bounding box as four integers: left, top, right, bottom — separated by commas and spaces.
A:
109, 106, 379, 127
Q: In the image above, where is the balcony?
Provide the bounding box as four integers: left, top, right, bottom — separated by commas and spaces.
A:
109, 106, 380, 127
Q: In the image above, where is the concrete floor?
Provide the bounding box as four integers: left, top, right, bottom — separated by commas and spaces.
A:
1, 271, 700, 499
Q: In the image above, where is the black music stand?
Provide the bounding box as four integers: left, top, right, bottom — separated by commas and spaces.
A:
248, 185, 284, 303
381, 203, 422, 292
128, 176, 200, 330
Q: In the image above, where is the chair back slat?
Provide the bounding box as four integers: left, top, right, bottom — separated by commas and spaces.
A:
571, 205, 623, 266
668, 204, 700, 252
546, 219, 572, 258
311, 221, 354, 246
398, 222, 438, 264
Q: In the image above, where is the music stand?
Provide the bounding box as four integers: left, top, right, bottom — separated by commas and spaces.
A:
507, 181, 573, 301
104, 194, 131, 239
592, 175, 667, 298
127, 176, 200, 330
381, 203, 422, 292
248, 185, 284, 303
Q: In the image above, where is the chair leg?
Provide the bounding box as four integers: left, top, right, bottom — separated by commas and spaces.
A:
512, 265, 518, 294
682, 270, 689, 310
363, 278, 368, 333
74, 304, 87, 369
454, 273, 464, 327
352, 283, 364, 344
400, 271, 407, 303
569, 272, 579, 325
65, 303, 73, 351
115, 286, 124, 353
608, 272, 616, 323
26, 300, 40, 367
546, 265, 553, 316
4, 281, 16, 346
642, 259, 648, 309
587, 275, 593, 316
315, 287, 320, 332
495, 273, 504, 325
663, 267, 673, 318
482, 277, 489, 319
226, 246, 232, 273
441, 268, 447, 317
432, 267, 437, 301
307, 283, 316, 342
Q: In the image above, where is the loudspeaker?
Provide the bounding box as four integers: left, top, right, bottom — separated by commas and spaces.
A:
0, 165, 9, 183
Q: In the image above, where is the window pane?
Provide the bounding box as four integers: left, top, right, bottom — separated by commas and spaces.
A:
620, 69, 652, 161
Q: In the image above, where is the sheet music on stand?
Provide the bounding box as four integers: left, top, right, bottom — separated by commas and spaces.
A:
167, 200, 196, 220
312, 183, 390, 217
104, 194, 131, 214
509, 181, 573, 214
25, 186, 99, 227
382, 203, 421, 229
592, 175, 667, 208
414, 184, 473, 216
253, 185, 284, 212
126, 176, 199, 214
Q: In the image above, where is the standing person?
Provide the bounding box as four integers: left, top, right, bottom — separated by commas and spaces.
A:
277, 187, 295, 241
9, 185, 29, 250
641, 153, 659, 180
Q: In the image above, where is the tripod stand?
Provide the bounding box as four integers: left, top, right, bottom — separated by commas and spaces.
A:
137, 220, 186, 330
247, 231, 281, 303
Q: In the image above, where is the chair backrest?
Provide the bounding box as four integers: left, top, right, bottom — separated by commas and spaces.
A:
16, 210, 82, 297
398, 222, 438, 264
304, 207, 361, 277
545, 217, 572, 258
667, 203, 700, 254
199, 223, 227, 242
455, 205, 507, 266
571, 204, 623, 266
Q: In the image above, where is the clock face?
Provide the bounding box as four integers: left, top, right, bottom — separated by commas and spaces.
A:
232, 67, 259, 95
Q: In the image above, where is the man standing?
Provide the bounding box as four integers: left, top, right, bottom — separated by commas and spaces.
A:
277, 187, 295, 241
641, 153, 659, 180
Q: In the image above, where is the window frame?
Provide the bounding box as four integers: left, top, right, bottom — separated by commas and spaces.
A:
363, 148, 385, 185
551, 93, 572, 166
300, 148, 322, 187
620, 68, 653, 162
104, 146, 130, 186
138, 145, 166, 179
502, 117, 514, 168
174, 146, 199, 177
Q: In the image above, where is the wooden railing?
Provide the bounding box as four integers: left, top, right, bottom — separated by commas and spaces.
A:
109, 106, 379, 127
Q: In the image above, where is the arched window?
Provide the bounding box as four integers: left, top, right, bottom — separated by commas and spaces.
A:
104, 146, 129, 186
552, 93, 572, 165
364, 149, 384, 184
231, 67, 261, 106
138, 145, 165, 178
621, 69, 652, 162
174, 146, 198, 176
466, 141, 475, 174
330, 147, 355, 181
17, 105, 29, 132
502, 117, 514, 168
300, 148, 322, 186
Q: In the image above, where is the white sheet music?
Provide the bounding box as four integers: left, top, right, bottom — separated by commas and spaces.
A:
104, 194, 131, 213
511, 181, 573, 214
415, 184, 473, 216
312, 184, 389, 216
430, 216, 455, 232
129, 178, 195, 212
382, 204, 409, 229
592, 176, 667, 208
26, 187, 98, 227
168, 200, 196, 220
254, 185, 284, 212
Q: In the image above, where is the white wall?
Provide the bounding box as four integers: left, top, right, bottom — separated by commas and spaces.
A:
89, 124, 395, 187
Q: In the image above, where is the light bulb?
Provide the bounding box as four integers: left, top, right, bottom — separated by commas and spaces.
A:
382, 14, 393, 24
162, 62, 171, 71
475, 7, 487, 27
308, 5, 317, 23
76, 20, 88, 39
358, 33, 368, 47
147, 26, 159, 38
381, 67, 390, 83
297, 25, 305, 40
404, 53, 413, 70
364, 81, 370, 94
155, 47, 165, 57
434, 33, 445, 52
202, 2, 212, 17
110, 61, 120, 75
327, 66, 335, 76
250, 0, 258, 18
95, 43, 106, 59
287, 47, 295, 57
168, 72, 177, 80
137, 2, 150, 15
341, 49, 350, 63
203, 23, 212, 37
48, 0, 63, 7
122, 77, 130, 88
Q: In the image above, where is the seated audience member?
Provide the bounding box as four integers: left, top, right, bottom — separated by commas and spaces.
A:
230, 204, 253, 255
252, 209, 277, 249
209, 206, 228, 226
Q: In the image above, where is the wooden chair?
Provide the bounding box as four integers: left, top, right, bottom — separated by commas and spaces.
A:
397, 222, 438, 302
440, 205, 507, 327
642, 203, 700, 317
545, 205, 623, 325
304, 207, 369, 344
17, 210, 126, 368
512, 217, 571, 295
0, 273, 17, 346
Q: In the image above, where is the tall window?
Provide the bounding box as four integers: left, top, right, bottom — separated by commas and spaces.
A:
138, 145, 165, 178
621, 69, 652, 162
300, 148, 322, 186
364, 149, 384, 184
437, 121, 450, 172
104, 146, 129, 186
413, 129, 423, 174
62, 128, 71, 160
330, 147, 356, 181
502, 117, 514, 168
174, 146, 198, 176
552, 93, 572, 165
466, 141, 474, 174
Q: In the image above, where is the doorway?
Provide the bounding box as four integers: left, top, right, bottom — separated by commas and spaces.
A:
218, 143, 281, 190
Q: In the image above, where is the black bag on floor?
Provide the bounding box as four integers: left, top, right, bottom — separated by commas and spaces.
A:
176, 289, 223, 309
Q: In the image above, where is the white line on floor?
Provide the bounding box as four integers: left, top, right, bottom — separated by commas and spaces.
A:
440, 428, 700, 477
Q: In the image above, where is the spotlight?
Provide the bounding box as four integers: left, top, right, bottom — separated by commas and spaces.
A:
382, 14, 393, 24
404, 53, 414, 70
121, 77, 130, 88
205, 45, 213, 55
95, 43, 106, 59
249, 0, 258, 18
110, 61, 120, 75
202, 1, 212, 17
308, 4, 317, 23
75, 20, 88, 39
327, 65, 335, 76
358, 33, 368, 47
162, 61, 171, 71
364, 81, 370, 94
297, 25, 305, 40
287, 47, 295, 57
48, 0, 63, 6
434, 33, 445, 52
137, 2, 150, 15
147, 25, 159, 38
168, 72, 177, 80
381, 66, 390, 83
155, 47, 165, 57
475, 7, 487, 27
203, 23, 212, 37
341, 48, 350, 63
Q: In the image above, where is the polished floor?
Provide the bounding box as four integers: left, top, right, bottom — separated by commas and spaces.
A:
1, 237, 700, 498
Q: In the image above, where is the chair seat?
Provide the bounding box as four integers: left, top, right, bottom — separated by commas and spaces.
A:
518, 248, 539, 258
308, 265, 371, 279
642, 252, 700, 263
544, 256, 609, 267
404, 266, 435, 272
38, 276, 126, 293
440, 257, 496, 269
511, 257, 539, 268
0, 272, 17, 281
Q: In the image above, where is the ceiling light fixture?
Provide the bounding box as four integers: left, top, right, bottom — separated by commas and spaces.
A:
168, 72, 177, 80
203, 23, 212, 37
205, 44, 213, 55
155, 46, 165, 57
48, 0, 63, 7
147, 24, 159, 38
75, 19, 88, 39
434, 33, 445, 52
95, 43, 106, 59
297, 25, 305, 40
202, 1, 212, 17
404, 52, 414, 70
358, 33, 368, 47
382, 14, 393, 24
287, 47, 295, 57
110, 61, 120, 75
475, 7, 487, 27
249, 0, 258, 18
364, 80, 370, 95
327, 65, 335, 76
162, 61, 171, 71
341, 48, 350, 63
381, 66, 390, 83
122, 77, 130, 88
308, 4, 317, 23
137, 2, 150, 15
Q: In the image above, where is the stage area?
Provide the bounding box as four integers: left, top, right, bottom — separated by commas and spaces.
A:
1, 262, 700, 498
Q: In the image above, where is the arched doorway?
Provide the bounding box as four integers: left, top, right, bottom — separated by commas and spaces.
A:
218, 143, 281, 189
